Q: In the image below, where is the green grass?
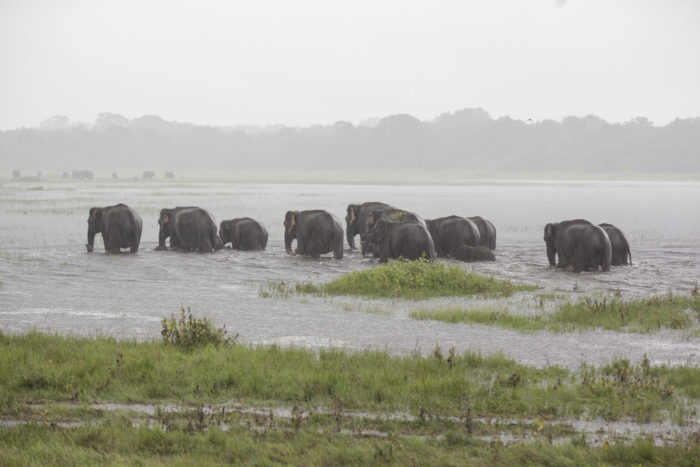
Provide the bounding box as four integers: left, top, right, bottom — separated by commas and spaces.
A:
411, 294, 700, 333
1, 331, 699, 424
1, 421, 699, 466
2, 331, 700, 464
261, 258, 536, 300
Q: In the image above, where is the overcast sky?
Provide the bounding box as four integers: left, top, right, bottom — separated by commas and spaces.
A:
1, 0, 699, 130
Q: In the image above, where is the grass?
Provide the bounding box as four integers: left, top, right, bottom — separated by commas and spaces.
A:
411, 294, 700, 334
260, 257, 536, 300
2, 421, 699, 465
2, 330, 700, 464
1, 331, 699, 423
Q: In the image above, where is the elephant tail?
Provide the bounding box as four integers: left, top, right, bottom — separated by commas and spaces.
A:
627, 249, 632, 266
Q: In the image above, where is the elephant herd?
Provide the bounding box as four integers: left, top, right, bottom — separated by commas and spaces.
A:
85, 202, 631, 273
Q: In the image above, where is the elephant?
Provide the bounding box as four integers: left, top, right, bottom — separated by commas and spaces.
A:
284, 210, 344, 259
86, 203, 142, 253
468, 216, 497, 249
426, 216, 491, 261
545, 220, 611, 272
157, 206, 222, 253
544, 219, 592, 268
345, 202, 392, 250
219, 218, 268, 250
363, 208, 426, 257
599, 223, 632, 266
366, 218, 436, 263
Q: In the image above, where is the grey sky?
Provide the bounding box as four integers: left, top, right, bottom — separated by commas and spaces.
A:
1, 0, 699, 130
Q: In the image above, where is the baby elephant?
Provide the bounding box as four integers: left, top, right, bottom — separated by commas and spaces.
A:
284, 210, 344, 259
86, 203, 142, 253
219, 218, 268, 250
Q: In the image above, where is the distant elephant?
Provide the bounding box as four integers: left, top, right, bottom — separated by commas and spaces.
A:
426, 216, 488, 261
157, 207, 222, 253
284, 210, 344, 259
544, 219, 591, 268
219, 218, 268, 250
545, 220, 611, 272
345, 202, 392, 250
468, 216, 497, 250
366, 218, 436, 263
599, 223, 631, 266
143, 170, 155, 180
86, 203, 142, 253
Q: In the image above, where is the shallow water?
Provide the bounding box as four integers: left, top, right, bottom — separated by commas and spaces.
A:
0, 180, 698, 368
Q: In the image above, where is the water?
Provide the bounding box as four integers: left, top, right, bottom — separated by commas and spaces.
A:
1, 180, 698, 368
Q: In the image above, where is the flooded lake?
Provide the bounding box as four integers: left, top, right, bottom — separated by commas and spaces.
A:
1, 179, 698, 368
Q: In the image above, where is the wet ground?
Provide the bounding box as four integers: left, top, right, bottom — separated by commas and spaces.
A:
1, 180, 698, 368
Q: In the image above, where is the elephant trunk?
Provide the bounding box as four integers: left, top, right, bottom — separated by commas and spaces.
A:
346, 226, 357, 249
86, 228, 95, 253
546, 242, 557, 267
157, 227, 167, 250
284, 231, 295, 255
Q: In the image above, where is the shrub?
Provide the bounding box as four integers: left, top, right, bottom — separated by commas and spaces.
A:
161, 307, 237, 350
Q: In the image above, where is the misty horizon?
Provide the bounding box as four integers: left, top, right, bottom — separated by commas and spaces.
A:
2, 106, 698, 175
4, 106, 697, 133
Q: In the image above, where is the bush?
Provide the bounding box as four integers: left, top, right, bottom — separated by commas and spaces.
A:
161, 307, 237, 350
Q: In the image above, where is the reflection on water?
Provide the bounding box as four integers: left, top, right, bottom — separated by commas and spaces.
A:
0, 180, 698, 368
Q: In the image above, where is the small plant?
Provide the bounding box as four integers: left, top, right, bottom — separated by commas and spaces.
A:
161, 306, 237, 350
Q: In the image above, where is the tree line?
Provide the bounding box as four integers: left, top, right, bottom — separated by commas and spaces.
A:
1, 109, 698, 174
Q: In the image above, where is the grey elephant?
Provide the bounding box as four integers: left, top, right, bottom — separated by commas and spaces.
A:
599, 223, 632, 266
366, 218, 436, 263
544, 219, 611, 272
544, 219, 591, 267
284, 210, 344, 259
345, 202, 393, 251
363, 208, 426, 257
86, 203, 142, 253
468, 216, 497, 249
157, 207, 222, 253
425, 216, 494, 261
219, 218, 268, 250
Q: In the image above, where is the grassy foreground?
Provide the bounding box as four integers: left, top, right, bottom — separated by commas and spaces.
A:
3, 421, 699, 466
261, 258, 536, 300
2, 331, 700, 464
411, 294, 700, 333
2, 331, 699, 421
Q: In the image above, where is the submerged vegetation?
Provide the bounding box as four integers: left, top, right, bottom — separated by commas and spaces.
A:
260, 258, 536, 300
411, 294, 700, 333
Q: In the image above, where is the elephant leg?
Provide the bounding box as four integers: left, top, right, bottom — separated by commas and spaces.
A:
334, 237, 343, 260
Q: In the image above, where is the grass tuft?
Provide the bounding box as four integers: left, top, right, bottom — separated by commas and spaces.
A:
161, 306, 238, 350
412, 294, 700, 333
261, 258, 535, 300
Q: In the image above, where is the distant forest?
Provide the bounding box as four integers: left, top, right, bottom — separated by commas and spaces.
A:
1, 108, 699, 174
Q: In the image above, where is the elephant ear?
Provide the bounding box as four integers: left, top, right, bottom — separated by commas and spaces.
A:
90, 208, 103, 223
544, 223, 555, 239
284, 211, 296, 232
